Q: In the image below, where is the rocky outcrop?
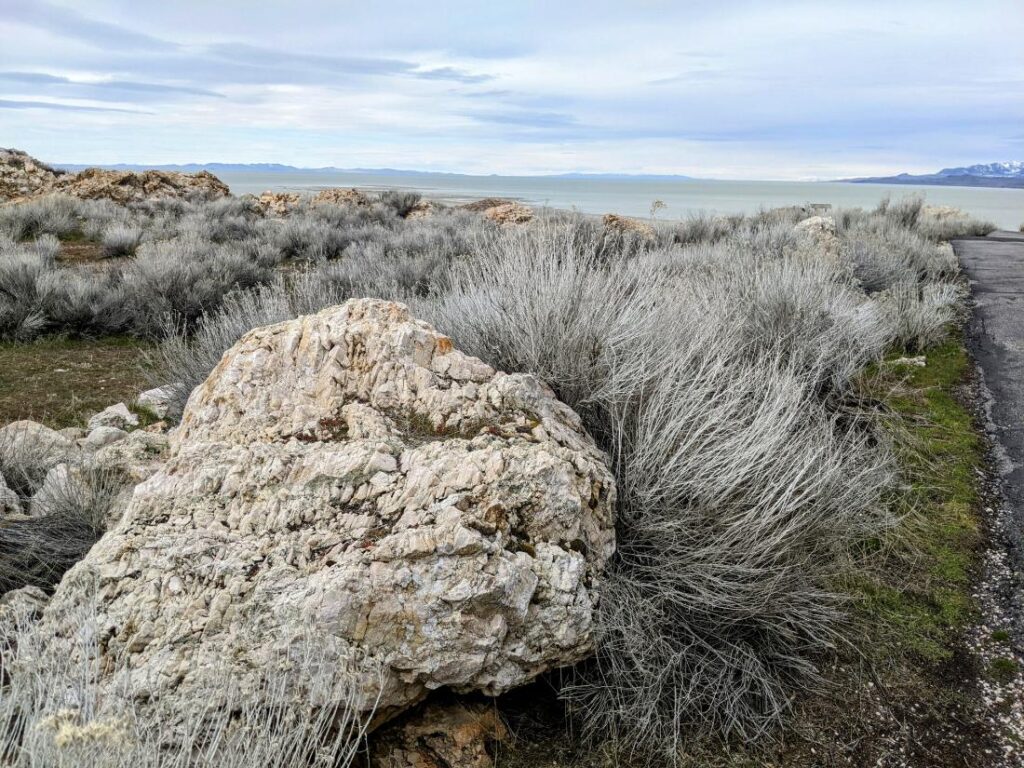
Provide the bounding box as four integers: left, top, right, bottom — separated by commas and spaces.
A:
52, 167, 229, 204
313, 187, 371, 207
252, 187, 371, 216
1, 149, 229, 205
461, 198, 534, 225
404, 199, 437, 220
0, 148, 63, 202
254, 190, 302, 216
602, 213, 656, 241
370, 700, 508, 768
32, 299, 616, 730
460, 198, 513, 213
483, 202, 533, 225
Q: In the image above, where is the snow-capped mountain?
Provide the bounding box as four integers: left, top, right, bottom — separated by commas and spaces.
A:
935, 161, 1024, 178
843, 161, 1024, 188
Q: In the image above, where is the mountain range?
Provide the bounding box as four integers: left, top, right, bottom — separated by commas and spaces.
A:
844, 162, 1024, 188
54, 162, 693, 181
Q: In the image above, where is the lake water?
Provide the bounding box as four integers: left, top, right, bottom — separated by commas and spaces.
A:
218, 171, 1024, 231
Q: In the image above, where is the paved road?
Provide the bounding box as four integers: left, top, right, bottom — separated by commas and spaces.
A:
957, 230, 1024, 553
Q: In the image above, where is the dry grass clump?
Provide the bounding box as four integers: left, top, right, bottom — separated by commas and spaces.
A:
0, 195, 80, 241
416, 222, 899, 750
0, 424, 128, 594
0, 584, 381, 767
100, 223, 142, 258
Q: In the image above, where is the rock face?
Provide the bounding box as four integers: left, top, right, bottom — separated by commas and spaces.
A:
52, 167, 229, 204
0, 148, 63, 201
35, 299, 616, 727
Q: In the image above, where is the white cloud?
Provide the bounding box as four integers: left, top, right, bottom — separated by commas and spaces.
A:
1, 0, 1021, 176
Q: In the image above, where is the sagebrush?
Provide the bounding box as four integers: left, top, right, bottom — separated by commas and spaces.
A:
0, 189, 995, 761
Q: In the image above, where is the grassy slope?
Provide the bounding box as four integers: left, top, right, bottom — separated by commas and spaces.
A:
0, 336, 151, 429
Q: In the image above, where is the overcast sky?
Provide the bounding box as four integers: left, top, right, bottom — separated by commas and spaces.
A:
1, 0, 1022, 178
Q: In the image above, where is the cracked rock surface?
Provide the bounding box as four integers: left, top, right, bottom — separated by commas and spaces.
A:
35, 298, 616, 723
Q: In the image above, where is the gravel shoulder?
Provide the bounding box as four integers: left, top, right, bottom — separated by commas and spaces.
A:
956, 231, 1024, 765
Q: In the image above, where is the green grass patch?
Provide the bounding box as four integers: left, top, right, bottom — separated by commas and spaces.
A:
990, 657, 1018, 684
847, 338, 982, 664
0, 336, 152, 429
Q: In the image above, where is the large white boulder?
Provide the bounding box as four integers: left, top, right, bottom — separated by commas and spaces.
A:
33, 299, 616, 728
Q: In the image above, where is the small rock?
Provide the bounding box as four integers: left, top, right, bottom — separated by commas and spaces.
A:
890, 356, 927, 368
136, 386, 178, 420
370, 700, 508, 768
58, 427, 87, 442
28, 463, 80, 517
0, 472, 21, 517
88, 403, 139, 431
81, 426, 129, 451
0, 420, 77, 469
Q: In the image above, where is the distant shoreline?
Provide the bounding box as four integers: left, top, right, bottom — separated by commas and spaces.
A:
53, 162, 1024, 193
843, 175, 1024, 190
